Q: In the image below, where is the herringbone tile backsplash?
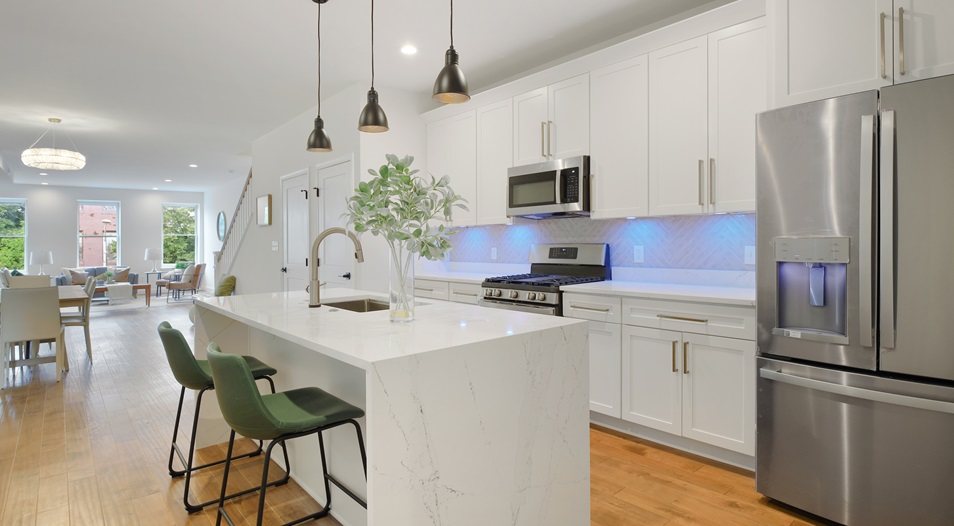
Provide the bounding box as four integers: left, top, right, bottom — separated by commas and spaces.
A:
448, 214, 755, 271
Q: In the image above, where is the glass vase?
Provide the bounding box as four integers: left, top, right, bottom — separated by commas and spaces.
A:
388, 239, 415, 323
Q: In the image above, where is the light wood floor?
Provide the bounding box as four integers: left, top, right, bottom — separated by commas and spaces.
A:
0, 300, 831, 525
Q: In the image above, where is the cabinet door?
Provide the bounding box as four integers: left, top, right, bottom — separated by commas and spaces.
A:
590, 56, 649, 219
621, 326, 682, 435
649, 36, 708, 216
426, 111, 477, 226
681, 333, 756, 455
708, 18, 767, 213
894, 0, 954, 83
476, 99, 513, 226
588, 321, 622, 418
513, 87, 548, 165
548, 74, 590, 160
771, 0, 893, 106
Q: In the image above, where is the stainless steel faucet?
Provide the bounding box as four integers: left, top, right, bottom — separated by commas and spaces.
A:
309, 227, 365, 307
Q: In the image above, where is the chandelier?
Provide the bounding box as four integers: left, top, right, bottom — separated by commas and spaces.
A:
21, 117, 87, 170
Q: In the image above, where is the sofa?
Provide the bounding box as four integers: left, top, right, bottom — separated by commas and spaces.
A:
55, 266, 140, 298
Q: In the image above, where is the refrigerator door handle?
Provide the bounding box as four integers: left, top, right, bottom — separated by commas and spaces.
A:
880, 110, 897, 349
760, 368, 954, 415
859, 115, 875, 348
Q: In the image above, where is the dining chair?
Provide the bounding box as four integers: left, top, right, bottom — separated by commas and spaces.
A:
8, 275, 54, 288
61, 277, 95, 363
0, 287, 67, 388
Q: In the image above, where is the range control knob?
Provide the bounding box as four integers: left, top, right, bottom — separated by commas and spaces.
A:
493, 289, 502, 297
509, 290, 518, 299
537, 293, 546, 301
483, 288, 491, 296
527, 292, 537, 300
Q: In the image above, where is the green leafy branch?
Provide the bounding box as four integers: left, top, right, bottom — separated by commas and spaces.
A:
344, 154, 468, 261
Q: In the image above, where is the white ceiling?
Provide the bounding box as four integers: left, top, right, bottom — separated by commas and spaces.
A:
0, 0, 726, 192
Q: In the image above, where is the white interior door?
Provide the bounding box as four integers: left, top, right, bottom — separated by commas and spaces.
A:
317, 159, 354, 290
282, 171, 309, 293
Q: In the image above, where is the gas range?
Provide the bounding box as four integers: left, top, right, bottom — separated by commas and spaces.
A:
479, 243, 610, 316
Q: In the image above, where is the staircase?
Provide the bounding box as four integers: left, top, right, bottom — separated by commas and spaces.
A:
214, 169, 253, 284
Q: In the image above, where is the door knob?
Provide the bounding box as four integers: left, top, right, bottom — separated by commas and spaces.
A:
280, 267, 287, 273
340, 272, 351, 280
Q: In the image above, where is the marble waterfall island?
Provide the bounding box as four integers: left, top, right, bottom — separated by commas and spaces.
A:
194, 289, 590, 526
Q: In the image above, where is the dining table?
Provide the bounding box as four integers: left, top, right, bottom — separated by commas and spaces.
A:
57, 285, 90, 308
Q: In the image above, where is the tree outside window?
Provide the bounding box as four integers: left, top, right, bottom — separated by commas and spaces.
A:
163, 205, 197, 265
78, 202, 120, 266
0, 201, 26, 270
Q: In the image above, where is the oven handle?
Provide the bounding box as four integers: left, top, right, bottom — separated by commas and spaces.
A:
478, 298, 558, 315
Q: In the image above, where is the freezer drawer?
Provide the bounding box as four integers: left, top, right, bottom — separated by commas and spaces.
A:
757, 357, 954, 526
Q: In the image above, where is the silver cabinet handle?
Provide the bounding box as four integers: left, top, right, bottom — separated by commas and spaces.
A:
858, 115, 875, 348
880, 12, 887, 79
569, 304, 611, 313
697, 160, 705, 206
708, 158, 715, 205
657, 314, 707, 324
415, 287, 434, 292
760, 368, 954, 414
880, 110, 896, 349
682, 342, 689, 375
547, 120, 553, 158
899, 7, 906, 76
453, 291, 479, 297
671, 341, 678, 373
540, 121, 546, 157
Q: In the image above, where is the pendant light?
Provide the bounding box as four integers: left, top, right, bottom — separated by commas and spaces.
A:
307, 0, 332, 152
432, 0, 470, 103
21, 118, 87, 170
358, 0, 388, 132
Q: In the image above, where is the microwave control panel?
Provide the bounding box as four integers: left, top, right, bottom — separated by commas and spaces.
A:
560, 167, 579, 203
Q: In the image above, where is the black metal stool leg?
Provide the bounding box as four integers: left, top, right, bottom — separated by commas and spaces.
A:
168, 386, 188, 477
216, 430, 237, 526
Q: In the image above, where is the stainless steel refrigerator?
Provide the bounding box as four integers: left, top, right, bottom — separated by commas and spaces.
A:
756, 74, 954, 525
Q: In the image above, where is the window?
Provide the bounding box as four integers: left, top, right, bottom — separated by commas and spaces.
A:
0, 200, 26, 269
162, 204, 198, 265
78, 201, 119, 267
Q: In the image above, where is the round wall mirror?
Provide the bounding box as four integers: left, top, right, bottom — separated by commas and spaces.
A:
217, 211, 227, 241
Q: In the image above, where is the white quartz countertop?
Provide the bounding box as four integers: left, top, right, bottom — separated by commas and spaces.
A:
561, 280, 756, 306
196, 288, 585, 370
415, 270, 488, 284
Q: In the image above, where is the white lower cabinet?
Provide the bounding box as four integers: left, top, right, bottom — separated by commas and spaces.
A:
587, 321, 622, 418
621, 325, 755, 455
414, 278, 449, 301
448, 282, 481, 305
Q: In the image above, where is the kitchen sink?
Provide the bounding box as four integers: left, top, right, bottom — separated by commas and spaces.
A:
323, 298, 389, 313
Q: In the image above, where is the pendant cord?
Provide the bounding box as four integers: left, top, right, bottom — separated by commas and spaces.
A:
450, 0, 454, 49
317, 4, 321, 114
370, 0, 375, 88
27, 129, 51, 149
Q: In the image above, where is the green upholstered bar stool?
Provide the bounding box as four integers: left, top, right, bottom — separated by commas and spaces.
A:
206, 344, 368, 526
157, 321, 289, 513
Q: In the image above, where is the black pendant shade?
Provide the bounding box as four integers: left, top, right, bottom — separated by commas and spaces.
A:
433, 47, 470, 103
307, 117, 333, 152
358, 88, 389, 132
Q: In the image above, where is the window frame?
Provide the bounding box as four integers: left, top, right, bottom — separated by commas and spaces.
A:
77, 200, 121, 267
0, 199, 27, 270
161, 203, 200, 267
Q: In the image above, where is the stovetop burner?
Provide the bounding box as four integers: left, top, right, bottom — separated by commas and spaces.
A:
484, 273, 605, 288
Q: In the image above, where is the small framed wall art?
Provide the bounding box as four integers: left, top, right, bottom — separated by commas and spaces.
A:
256, 194, 272, 226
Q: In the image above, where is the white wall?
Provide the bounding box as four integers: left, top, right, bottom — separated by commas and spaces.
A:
238, 83, 428, 295
203, 174, 248, 289
0, 179, 204, 279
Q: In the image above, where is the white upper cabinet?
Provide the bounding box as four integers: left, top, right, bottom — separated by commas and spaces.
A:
476, 99, 513, 226
590, 55, 650, 219
426, 110, 477, 226
513, 74, 589, 166
772, 0, 896, 106
708, 18, 768, 213
649, 36, 709, 216
893, 0, 954, 83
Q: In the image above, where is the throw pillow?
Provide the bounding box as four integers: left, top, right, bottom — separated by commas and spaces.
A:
114, 267, 130, 282
69, 269, 88, 285
10, 269, 23, 276
181, 264, 196, 283
161, 270, 175, 280
0, 268, 10, 288
214, 275, 236, 296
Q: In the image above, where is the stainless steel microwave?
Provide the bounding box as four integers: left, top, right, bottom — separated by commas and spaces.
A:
506, 155, 590, 219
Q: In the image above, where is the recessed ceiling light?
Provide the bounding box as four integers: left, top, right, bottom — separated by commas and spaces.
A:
39, 172, 47, 176
189, 164, 198, 168
401, 44, 417, 55
165, 179, 172, 182
152, 187, 159, 190
40, 182, 48, 185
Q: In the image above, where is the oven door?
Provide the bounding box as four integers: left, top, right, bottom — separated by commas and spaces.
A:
478, 297, 558, 316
